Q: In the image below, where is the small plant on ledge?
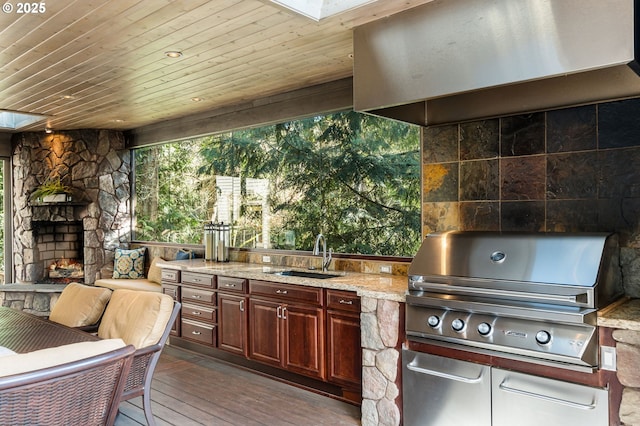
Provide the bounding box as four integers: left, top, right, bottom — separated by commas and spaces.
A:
30, 177, 73, 203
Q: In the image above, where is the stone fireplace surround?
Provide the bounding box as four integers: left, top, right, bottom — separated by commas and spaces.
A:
12, 130, 131, 285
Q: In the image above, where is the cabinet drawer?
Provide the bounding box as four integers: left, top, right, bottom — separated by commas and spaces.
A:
249, 280, 323, 305
326, 290, 360, 312
161, 269, 180, 283
182, 271, 215, 288
181, 319, 216, 346
182, 287, 216, 305
182, 302, 216, 323
162, 284, 180, 301
218, 276, 247, 293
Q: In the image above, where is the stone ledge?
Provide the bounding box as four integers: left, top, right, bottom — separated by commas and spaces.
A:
0, 283, 68, 292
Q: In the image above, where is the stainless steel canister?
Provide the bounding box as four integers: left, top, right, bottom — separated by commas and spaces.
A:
204, 222, 215, 261
217, 223, 230, 262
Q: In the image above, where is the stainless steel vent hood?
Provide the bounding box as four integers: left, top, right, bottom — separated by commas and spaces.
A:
353, 0, 640, 126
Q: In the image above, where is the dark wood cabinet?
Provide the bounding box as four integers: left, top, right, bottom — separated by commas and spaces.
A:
178, 271, 217, 347
249, 280, 325, 380
217, 276, 248, 356
218, 292, 248, 356
326, 290, 362, 400
167, 269, 362, 404
161, 269, 181, 336
282, 302, 325, 379
248, 298, 281, 366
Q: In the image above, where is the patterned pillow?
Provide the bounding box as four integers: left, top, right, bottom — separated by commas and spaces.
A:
112, 247, 146, 279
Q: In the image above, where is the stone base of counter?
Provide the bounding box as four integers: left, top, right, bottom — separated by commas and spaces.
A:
614, 329, 640, 425
0, 283, 66, 316
361, 297, 404, 426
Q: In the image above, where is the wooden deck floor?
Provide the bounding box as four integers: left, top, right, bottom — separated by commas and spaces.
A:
114, 345, 361, 426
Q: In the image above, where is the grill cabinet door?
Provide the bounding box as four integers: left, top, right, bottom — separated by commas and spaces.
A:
402, 349, 491, 426
492, 368, 609, 426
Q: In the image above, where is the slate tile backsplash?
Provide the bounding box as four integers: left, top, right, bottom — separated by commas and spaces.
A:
421, 97, 640, 297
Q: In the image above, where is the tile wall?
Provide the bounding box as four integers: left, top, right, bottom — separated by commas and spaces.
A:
421, 97, 640, 297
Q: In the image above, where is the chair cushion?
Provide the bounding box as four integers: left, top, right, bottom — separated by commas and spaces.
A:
94, 278, 161, 292
49, 283, 112, 327
98, 289, 174, 349
0, 339, 126, 377
147, 256, 163, 284
112, 247, 146, 279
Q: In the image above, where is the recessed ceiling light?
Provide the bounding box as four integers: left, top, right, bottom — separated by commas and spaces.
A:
165, 51, 183, 58
60, 95, 75, 100
191, 97, 204, 102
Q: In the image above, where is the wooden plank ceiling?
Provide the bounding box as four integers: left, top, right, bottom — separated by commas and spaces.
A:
0, 0, 432, 132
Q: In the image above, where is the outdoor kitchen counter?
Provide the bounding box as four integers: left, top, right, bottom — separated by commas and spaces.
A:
156, 259, 408, 302
597, 297, 640, 331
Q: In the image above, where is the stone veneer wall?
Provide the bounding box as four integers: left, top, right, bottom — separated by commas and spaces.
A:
13, 130, 130, 284
0, 284, 64, 316
613, 329, 640, 425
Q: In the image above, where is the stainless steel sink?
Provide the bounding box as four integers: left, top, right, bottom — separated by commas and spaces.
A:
270, 270, 341, 279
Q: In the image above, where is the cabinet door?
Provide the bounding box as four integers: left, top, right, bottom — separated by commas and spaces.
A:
326, 309, 361, 388
218, 293, 248, 356
492, 368, 609, 426
283, 303, 325, 380
162, 284, 181, 336
248, 298, 282, 367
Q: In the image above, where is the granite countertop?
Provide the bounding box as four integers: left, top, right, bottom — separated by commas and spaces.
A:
598, 297, 640, 331
157, 259, 408, 302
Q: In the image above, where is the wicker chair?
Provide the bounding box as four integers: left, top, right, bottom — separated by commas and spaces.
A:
97, 289, 181, 426
0, 343, 135, 426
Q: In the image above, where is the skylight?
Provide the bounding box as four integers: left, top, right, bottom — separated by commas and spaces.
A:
270, 0, 378, 21
0, 110, 47, 130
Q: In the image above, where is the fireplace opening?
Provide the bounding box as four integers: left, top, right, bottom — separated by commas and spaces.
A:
33, 221, 84, 284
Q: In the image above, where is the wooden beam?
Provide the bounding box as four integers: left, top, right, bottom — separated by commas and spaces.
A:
127, 77, 353, 147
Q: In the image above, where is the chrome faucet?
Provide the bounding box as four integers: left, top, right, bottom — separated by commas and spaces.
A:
313, 233, 333, 272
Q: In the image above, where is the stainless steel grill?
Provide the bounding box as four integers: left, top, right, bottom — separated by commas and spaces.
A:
405, 231, 623, 371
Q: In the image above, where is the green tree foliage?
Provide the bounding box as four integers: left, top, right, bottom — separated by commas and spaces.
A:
134, 111, 420, 256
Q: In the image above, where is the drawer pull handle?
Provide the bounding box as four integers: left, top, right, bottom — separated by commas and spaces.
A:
191, 295, 202, 299
277, 305, 282, 318
224, 283, 236, 288
192, 311, 201, 315
339, 299, 354, 305
191, 331, 202, 335
239, 300, 245, 312
276, 290, 288, 294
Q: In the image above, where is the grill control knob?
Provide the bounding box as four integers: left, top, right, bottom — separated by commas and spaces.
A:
535, 330, 552, 345
427, 315, 440, 327
451, 319, 465, 332
477, 322, 492, 336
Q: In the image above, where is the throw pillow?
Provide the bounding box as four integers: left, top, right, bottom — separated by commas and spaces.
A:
112, 247, 146, 279
175, 249, 194, 260
147, 256, 164, 284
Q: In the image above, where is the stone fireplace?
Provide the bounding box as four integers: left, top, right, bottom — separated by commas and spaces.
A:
12, 130, 131, 284
32, 219, 84, 283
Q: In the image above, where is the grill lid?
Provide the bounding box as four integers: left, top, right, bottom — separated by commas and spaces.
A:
408, 232, 623, 309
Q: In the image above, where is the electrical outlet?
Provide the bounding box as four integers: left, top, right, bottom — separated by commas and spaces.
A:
262, 255, 271, 263
601, 346, 617, 371
380, 265, 392, 274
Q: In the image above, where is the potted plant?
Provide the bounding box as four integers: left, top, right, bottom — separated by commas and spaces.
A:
30, 177, 73, 203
